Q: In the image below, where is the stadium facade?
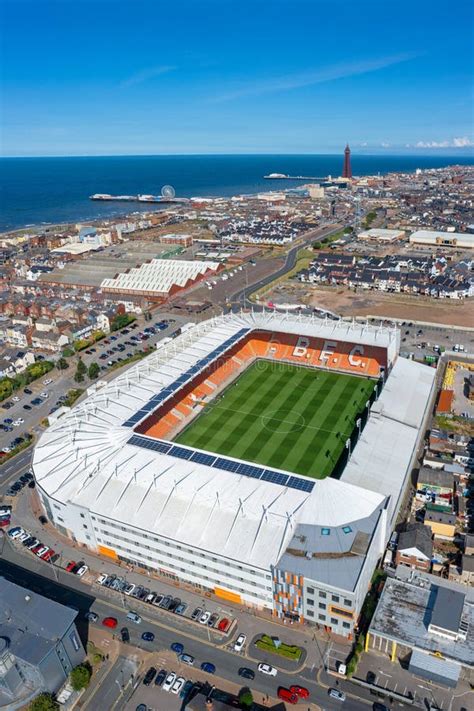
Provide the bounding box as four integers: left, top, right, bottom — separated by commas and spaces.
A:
32, 313, 435, 638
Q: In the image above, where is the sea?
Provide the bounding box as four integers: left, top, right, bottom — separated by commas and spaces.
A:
1, 154, 473, 232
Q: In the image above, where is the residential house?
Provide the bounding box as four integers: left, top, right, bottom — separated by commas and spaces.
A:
395, 524, 433, 572
424, 506, 456, 540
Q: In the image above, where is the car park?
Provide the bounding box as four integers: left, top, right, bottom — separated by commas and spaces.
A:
238, 667, 255, 680
179, 653, 194, 666
141, 631, 154, 642
200, 662, 215, 674
233, 633, 246, 652
162, 672, 176, 692
171, 677, 185, 695
329, 689, 346, 701
142, 667, 157, 686
120, 627, 130, 643
258, 663, 277, 676
154, 669, 167, 686
102, 617, 118, 628
85, 612, 99, 622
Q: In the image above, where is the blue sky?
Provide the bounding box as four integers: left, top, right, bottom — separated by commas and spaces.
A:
1, 0, 473, 156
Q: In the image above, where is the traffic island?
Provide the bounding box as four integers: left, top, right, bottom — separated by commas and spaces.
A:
249, 633, 307, 671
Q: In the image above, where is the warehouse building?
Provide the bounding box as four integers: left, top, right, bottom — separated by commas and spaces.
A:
358, 228, 405, 242
409, 230, 474, 249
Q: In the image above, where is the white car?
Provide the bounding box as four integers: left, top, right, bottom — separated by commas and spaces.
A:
126, 611, 141, 624
12, 396, 20, 402
2, 447, 11, 453
171, 677, 185, 695
233, 633, 247, 652
124, 583, 136, 596
96, 573, 108, 585
12, 421, 21, 427
257, 663, 277, 677
18, 531, 31, 543
43, 379, 53, 385
8, 527, 24, 539
16, 417, 24, 424
35, 546, 49, 557
199, 611, 211, 625
76, 565, 88, 577
40, 392, 49, 399
162, 672, 176, 692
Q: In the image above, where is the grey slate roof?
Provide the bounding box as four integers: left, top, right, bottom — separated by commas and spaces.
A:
430, 586, 465, 634
398, 523, 433, 559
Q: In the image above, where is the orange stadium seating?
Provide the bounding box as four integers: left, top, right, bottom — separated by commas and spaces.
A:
140, 329, 386, 440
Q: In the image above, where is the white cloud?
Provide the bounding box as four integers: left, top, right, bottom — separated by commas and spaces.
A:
211, 52, 419, 102
415, 136, 474, 148
380, 142, 391, 148
120, 65, 176, 88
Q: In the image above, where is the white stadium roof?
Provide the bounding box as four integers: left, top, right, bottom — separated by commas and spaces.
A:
32, 312, 433, 572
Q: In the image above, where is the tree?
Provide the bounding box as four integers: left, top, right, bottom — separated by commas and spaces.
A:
88, 362, 100, 380
29, 693, 59, 711
74, 370, 84, 383
56, 357, 68, 370
70, 664, 92, 691
77, 358, 87, 375
238, 689, 253, 708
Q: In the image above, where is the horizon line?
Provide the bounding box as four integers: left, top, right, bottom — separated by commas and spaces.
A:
1, 151, 474, 160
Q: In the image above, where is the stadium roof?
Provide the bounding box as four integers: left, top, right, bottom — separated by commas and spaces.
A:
32, 312, 427, 573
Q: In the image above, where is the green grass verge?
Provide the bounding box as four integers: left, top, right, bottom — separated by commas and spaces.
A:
255, 634, 302, 661
176, 361, 374, 479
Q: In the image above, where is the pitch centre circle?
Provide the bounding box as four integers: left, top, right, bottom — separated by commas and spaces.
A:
261, 410, 305, 434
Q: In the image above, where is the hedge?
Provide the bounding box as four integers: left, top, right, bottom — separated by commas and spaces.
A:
255, 634, 302, 661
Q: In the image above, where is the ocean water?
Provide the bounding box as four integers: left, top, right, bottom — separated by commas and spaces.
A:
1, 154, 473, 231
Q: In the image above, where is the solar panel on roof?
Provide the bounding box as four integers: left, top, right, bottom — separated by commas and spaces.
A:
190, 451, 216, 466
238, 464, 262, 478
169, 445, 193, 460
261, 470, 289, 486
214, 458, 241, 473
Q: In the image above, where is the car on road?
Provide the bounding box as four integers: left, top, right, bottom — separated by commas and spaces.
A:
258, 663, 277, 676
126, 611, 142, 624
102, 617, 118, 628
238, 667, 255, 680
191, 607, 202, 621
277, 687, 298, 704
233, 633, 246, 652
372, 704, 390, 711
328, 688, 346, 701
142, 667, 156, 686
120, 627, 130, 643
85, 612, 99, 622
154, 669, 167, 686
170, 642, 184, 655
290, 685, 310, 699
171, 677, 185, 695
199, 611, 211, 625
141, 631, 154, 642
162, 672, 176, 692
200, 662, 215, 674
179, 653, 194, 666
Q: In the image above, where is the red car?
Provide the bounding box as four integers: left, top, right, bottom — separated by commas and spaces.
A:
31, 544, 43, 554
217, 618, 230, 632
102, 617, 118, 629
290, 685, 310, 699
277, 687, 298, 704
41, 548, 55, 561
0, 518, 11, 528
65, 560, 76, 572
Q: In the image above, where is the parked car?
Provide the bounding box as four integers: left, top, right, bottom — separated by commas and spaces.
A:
102, 617, 118, 628
171, 677, 185, 695
174, 602, 187, 615
85, 612, 99, 622
154, 669, 167, 686
76, 564, 88, 577
238, 667, 255, 680
199, 611, 211, 625
200, 662, 215, 674
191, 607, 202, 621
179, 653, 194, 666
142, 667, 157, 686
35, 546, 49, 557
96, 573, 108, 585
233, 633, 246, 653
208, 612, 219, 627
217, 617, 231, 632
258, 663, 277, 676
180, 680, 194, 699
120, 627, 130, 643
162, 672, 176, 693
328, 688, 346, 701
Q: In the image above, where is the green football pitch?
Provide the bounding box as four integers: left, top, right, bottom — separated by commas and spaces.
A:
175, 361, 375, 479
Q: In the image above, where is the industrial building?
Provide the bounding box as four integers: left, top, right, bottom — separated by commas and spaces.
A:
368, 566, 474, 687
358, 228, 405, 242
0, 577, 85, 708
409, 230, 474, 249
32, 312, 435, 638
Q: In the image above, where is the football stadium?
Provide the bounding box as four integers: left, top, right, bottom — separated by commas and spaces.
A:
32, 312, 436, 637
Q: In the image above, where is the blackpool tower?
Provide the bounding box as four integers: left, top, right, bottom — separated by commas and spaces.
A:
342, 143, 352, 178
